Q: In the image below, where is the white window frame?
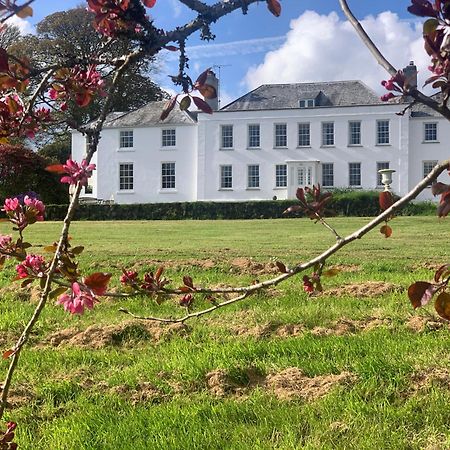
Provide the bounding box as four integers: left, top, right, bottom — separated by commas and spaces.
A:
220, 165, 233, 190
247, 164, 260, 189
220, 124, 233, 149
423, 122, 438, 142
322, 163, 334, 188
275, 164, 287, 188
349, 162, 361, 187
119, 130, 134, 149
376, 162, 390, 187
376, 120, 390, 145
162, 128, 176, 147
298, 123, 310, 147
348, 121, 361, 146
322, 122, 335, 147
119, 163, 134, 191
161, 162, 176, 190
248, 124, 261, 149
274, 123, 287, 148
299, 99, 315, 108
423, 160, 438, 187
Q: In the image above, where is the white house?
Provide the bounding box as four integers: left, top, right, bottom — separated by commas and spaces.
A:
71, 63, 449, 204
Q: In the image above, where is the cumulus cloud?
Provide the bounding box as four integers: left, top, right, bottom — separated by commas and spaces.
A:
244, 11, 429, 94
5, 14, 34, 34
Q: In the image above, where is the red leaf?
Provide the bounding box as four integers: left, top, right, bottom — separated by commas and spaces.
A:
435, 291, 450, 320
379, 191, 394, 211
276, 261, 287, 273
183, 275, 194, 288
195, 68, 211, 87
2, 349, 14, 359
283, 205, 301, 214
143, 0, 156, 7
197, 83, 217, 100
155, 266, 164, 280
84, 272, 111, 295
160, 96, 177, 121
437, 191, 450, 217
192, 96, 213, 114
380, 224, 392, 238
434, 264, 450, 283
408, 281, 435, 309
164, 45, 179, 52
267, 0, 281, 17
45, 164, 66, 174
0, 47, 9, 72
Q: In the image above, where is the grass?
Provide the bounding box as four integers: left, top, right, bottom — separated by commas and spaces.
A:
1, 217, 450, 449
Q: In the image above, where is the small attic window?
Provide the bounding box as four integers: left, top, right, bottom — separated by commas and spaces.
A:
299, 99, 315, 108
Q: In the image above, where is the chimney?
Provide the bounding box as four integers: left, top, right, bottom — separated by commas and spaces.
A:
403, 61, 417, 90
205, 70, 219, 111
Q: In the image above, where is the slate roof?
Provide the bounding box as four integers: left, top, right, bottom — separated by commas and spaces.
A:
221, 81, 383, 111
410, 93, 442, 118
102, 101, 196, 128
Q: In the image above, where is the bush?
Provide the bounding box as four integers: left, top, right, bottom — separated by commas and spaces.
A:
42, 190, 436, 221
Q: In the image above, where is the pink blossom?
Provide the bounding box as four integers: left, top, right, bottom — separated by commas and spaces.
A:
56, 282, 97, 315
120, 270, 138, 285
24, 196, 45, 221
16, 254, 46, 279
381, 92, 396, 102
60, 159, 96, 186
0, 234, 12, 251
2, 198, 20, 213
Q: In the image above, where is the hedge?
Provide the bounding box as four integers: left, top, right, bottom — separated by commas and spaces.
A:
39, 190, 437, 221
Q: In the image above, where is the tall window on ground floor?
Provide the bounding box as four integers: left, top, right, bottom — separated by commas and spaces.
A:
349, 162, 361, 187
161, 162, 176, 189
275, 164, 287, 187
322, 163, 334, 187
423, 160, 438, 185
376, 161, 390, 187
119, 163, 134, 190
220, 165, 232, 189
247, 164, 260, 188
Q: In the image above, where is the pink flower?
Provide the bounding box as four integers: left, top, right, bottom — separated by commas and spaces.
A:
15, 254, 46, 279
2, 198, 20, 213
120, 270, 138, 285
23, 196, 45, 221
60, 159, 96, 186
0, 234, 12, 251
56, 282, 97, 315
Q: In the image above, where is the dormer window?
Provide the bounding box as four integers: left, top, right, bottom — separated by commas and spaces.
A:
299, 99, 315, 108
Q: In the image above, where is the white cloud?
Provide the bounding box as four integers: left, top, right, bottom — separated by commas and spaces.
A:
169, 0, 182, 18
244, 11, 429, 94
5, 14, 34, 35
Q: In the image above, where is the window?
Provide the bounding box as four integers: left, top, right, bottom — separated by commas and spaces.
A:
248, 124, 260, 148
376, 162, 390, 187
298, 123, 310, 147
247, 165, 260, 188
348, 121, 361, 145
322, 122, 334, 146
322, 163, 334, 187
161, 162, 176, 189
119, 130, 133, 148
274, 123, 287, 147
299, 99, 315, 108
221, 125, 233, 149
220, 165, 232, 189
162, 129, 176, 147
424, 122, 438, 142
377, 120, 390, 144
423, 160, 438, 179
349, 162, 361, 187
119, 163, 133, 190
275, 164, 287, 188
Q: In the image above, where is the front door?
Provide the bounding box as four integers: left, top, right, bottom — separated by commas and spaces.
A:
287, 161, 318, 199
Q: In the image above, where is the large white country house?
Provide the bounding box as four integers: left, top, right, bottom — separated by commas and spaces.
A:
71, 63, 449, 204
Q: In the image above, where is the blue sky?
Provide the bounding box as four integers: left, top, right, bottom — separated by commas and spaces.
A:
11, 1, 424, 105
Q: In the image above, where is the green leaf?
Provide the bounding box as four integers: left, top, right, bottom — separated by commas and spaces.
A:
49, 286, 68, 300
71, 246, 85, 255
423, 18, 439, 35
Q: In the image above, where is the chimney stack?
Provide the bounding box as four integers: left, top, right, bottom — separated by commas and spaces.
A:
205, 70, 219, 111
403, 61, 417, 90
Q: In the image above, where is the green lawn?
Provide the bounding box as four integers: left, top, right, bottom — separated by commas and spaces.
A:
1, 217, 450, 449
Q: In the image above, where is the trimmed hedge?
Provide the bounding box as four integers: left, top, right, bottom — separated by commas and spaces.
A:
42, 190, 437, 221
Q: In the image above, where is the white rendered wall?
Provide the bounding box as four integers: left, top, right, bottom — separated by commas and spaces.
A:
72, 124, 198, 203
197, 104, 409, 201
409, 117, 450, 201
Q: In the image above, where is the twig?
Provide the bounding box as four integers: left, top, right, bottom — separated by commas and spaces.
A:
314, 213, 343, 241
0, 0, 35, 23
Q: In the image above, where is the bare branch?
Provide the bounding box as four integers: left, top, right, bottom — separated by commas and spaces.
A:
177, 0, 210, 15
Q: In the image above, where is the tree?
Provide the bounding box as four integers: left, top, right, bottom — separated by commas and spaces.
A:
0, 144, 68, 204
9, 7, 168, 129
0, 23, 20, 49
0, 0, 450, 443
37, 136, 71, 164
